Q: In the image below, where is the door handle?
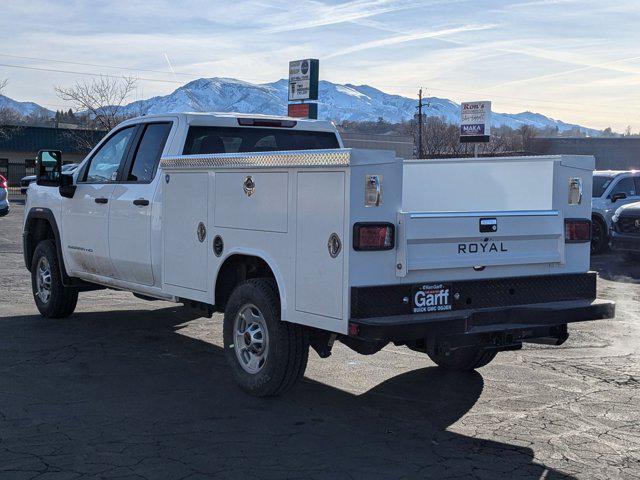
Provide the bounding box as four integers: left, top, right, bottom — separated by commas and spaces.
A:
133, 198, 150, 206
95, 197, 108, 204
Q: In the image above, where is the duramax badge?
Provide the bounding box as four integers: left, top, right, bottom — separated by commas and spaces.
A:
365, 174, 382, 207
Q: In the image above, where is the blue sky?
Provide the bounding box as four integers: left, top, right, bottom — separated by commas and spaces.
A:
0, 0, 638, 130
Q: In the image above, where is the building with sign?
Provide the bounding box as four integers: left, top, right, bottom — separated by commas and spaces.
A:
0, 125, 105, 188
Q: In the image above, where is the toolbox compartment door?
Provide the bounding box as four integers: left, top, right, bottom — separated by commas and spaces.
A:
295, 171, 346, 319
163, 172, 209, 291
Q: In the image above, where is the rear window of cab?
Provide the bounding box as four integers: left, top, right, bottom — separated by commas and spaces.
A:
183, 126, 339, 155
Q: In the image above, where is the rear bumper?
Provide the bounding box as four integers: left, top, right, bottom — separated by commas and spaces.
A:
610, 231, 640, 253
350, 299, 614, 342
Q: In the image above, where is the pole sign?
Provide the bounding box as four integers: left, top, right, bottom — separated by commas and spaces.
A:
460, 101, 491, 143
288, 59, 319, 101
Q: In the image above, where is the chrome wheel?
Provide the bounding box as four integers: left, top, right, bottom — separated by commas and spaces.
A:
36, 256, 52, 304
233, 303, 269, 374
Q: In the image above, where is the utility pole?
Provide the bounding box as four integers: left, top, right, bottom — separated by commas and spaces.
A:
416, 88, 428, 158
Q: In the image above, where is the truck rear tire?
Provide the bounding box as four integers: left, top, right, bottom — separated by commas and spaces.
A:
223, 278, 309, 397
428, 346, 497, 371
31, 240, 78, 318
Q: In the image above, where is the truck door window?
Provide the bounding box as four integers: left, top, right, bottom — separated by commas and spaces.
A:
183, 126, 339, 154
610, 177, 636, 197
82, 127, 136, 183
127, 123, 172, 183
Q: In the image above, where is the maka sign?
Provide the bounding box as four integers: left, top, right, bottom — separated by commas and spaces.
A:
460, 101, 491, 143
288, 59, 319, 101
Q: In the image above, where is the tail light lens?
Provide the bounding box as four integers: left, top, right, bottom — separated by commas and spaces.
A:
565, 219, 591, 243
353, 223, 395, 251
0, 176, 6, 189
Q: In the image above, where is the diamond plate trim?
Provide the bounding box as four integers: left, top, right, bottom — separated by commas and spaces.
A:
161, 149, 351, 169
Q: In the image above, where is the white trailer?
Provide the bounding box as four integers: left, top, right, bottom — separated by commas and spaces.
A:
24, 113, 614, 396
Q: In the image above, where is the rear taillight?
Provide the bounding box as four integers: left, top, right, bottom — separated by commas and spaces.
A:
0, 176, 6, 189
353, 223, 395, 251
565, 219, 591, 243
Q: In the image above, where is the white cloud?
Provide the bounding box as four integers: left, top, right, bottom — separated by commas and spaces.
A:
326, 23, 497, 58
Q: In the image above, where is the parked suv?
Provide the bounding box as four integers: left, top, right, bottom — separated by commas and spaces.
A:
610, 201, 640, 260
0, 174, 8, 216
591, 170, 640, 254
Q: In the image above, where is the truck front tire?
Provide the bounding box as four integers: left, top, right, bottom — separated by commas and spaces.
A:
223, 279, 309, 397
31, 240, 78, 318
428, 346, 497, 371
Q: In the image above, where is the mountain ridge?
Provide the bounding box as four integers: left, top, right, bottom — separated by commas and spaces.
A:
1, 77, 599, 135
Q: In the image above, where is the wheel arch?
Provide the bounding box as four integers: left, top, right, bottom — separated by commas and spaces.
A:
591, 211, 607, 229
214, 249, 287, 314
23, 208, 66, 276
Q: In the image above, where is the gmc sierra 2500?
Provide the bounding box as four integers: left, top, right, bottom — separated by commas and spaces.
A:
24, 112, 614, 396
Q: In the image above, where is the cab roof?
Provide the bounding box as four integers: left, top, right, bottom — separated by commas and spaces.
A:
123, 112, 338, 134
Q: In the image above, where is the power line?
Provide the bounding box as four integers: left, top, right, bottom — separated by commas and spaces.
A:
0, 52, 198, 78
0, 62, 185, 84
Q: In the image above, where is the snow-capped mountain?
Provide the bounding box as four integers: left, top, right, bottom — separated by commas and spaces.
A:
1, 77, 598, 134
120, 77, 596, 134
0, 94, 52, 117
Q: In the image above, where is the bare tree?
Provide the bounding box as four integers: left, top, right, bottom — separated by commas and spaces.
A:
55, 76, 137, 132
0, 79, 14, 140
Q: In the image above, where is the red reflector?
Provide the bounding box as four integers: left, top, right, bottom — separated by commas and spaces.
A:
353, 223, 395, 251
348, 323, 360, 336
565, 219, 591, 243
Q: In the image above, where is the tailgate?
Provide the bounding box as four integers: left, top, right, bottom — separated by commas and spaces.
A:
396, 210, 563, 275
396, 156, 578, 277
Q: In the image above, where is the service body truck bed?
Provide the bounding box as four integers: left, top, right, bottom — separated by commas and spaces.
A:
24, 113, 614, 396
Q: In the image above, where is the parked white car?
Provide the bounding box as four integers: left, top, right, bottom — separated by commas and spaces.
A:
23, 113, 614, 396
591, 170, 640, 253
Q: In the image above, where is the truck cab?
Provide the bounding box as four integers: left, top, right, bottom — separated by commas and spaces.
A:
24, 112, 614, 397
591, 170, 640, 253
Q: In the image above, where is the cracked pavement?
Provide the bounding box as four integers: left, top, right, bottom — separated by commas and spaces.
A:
1, 204, 639, 479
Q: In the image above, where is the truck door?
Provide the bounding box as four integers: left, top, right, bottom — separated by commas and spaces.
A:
108, 122, 172, 286
62, 126, 137, 278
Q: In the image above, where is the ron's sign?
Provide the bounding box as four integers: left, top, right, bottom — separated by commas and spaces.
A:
288, 59, 319, 101
460, 101, 491, 143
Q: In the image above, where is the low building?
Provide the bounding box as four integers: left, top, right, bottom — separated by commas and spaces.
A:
531, 137, 640, 170
0, 125, 105, 186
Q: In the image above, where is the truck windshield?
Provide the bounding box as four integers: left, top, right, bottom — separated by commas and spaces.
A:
593, 175, 613, 198
182, 126, 339, 155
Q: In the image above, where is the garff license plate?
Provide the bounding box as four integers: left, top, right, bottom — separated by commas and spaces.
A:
412, 283, 453, 314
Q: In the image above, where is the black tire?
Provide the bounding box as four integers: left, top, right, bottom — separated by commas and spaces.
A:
223, 279, 309, 397
591, 217, 608, 255
428, 346, 497, 371
31, 240, 78, 318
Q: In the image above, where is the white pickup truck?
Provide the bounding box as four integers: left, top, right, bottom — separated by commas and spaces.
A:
24, 112, 614, 396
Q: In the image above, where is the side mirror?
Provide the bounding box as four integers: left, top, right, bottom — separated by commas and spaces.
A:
36, 150, 62, 187
611, 192, 627, 203
59, 172, 76, 199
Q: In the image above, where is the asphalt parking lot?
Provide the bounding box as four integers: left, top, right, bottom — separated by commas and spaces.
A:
1, 203, 639, 480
